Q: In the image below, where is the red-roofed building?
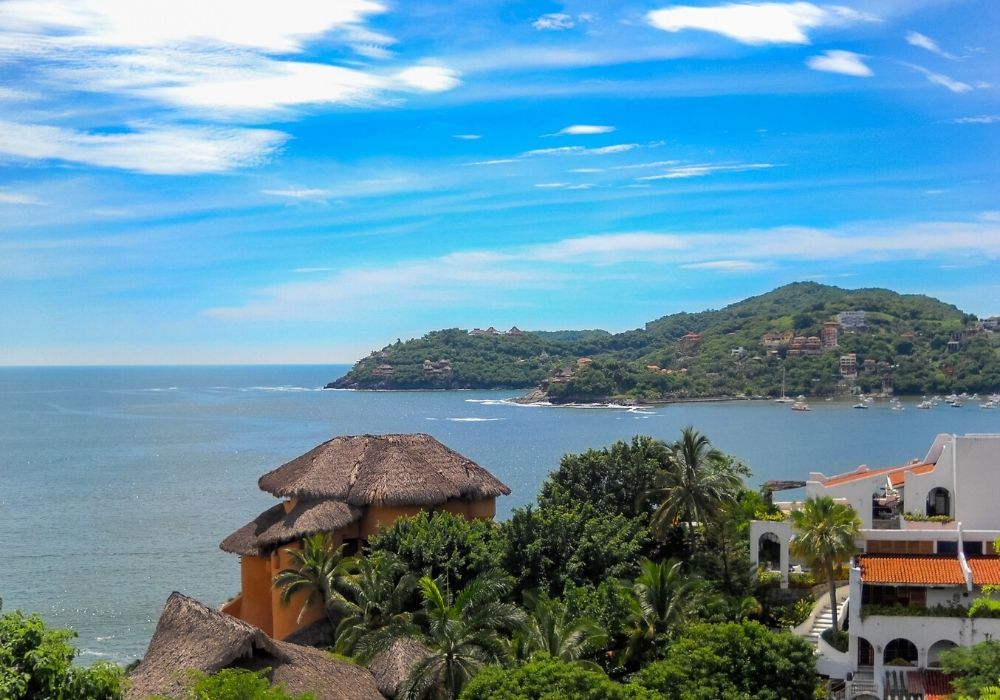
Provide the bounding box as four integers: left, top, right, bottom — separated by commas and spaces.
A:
750, 433, 1000, 700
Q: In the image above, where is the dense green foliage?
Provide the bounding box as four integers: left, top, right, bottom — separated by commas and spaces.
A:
459, 657, 658, 700
149, 668, 314, 700
0, 600, 125, 700
331, 282, 1000, 400
940, 640, 1000, 698
634, 621, 817, 700
368, 511, 506, 592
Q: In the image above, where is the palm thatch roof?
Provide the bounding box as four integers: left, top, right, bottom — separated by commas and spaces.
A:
219, 499, 362, 556
257, 433, 510, 506
366, 638, 432, 699
126, 592, 384, 700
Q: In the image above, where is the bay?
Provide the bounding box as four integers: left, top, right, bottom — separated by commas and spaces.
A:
1, 364, 997, 664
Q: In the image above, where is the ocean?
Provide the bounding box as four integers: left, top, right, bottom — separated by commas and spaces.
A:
1, 364, 997, 664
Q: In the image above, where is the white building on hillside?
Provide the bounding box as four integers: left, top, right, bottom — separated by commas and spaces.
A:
750, 434, 1000, 700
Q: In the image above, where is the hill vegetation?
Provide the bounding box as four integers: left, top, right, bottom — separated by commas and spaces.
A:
329, 282, 1000, 403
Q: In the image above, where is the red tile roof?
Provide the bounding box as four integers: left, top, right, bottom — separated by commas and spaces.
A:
820, 461, 935, 487
916, 670, 953, 700
968, 556, 1000, 585
859, 554, 964, 585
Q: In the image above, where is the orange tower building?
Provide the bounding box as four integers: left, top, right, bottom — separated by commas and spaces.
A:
219, 433, 510, 640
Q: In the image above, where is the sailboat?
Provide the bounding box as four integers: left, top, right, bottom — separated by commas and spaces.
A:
775, 366, 794, 403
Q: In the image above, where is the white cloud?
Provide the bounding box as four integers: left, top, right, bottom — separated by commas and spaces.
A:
807, 50, 873, 77
453, 134, 482, 140
905, 31, 957, 60
1, 0, 386, 53
646, 2, 873, 45
467, 159, 518, 166
262, 188, 334, 200
521, 144, 639, 157
637, 163, 776, 180
951, 115, 999, 124
396, 65, 461, 92
533, 182, 596, 190
557, 125, 616, 135
533, 13, 575, 31
0, 121, 286, 174
905, 63, 972, 93
0, 190, 43, 205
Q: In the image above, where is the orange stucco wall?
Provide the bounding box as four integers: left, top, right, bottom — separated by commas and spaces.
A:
270, 540, 329, 640
239, 555, 274, 635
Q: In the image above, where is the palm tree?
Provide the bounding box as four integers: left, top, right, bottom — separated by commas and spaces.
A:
334, 551, 418, 661
272, 533, 355, 628
645, 427, 744, 548
790, 496, 860, 632
398, 572, 525, 700
515, 591, 607, 669
622, 558, 702, 665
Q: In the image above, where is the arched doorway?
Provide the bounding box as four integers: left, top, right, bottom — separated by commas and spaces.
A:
884, 638, 918, 667
926, 487, 951, 517
758, 532, 781, 570
857, 637, 874, 666
928, 640, 957, 668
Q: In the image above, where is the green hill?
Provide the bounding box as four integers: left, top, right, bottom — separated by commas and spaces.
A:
328, 282, 1000, 402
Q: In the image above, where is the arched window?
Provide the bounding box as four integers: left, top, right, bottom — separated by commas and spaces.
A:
758, 532, 781, 570
857, 637, 874, 666
926, 487, 951, 517
927, 640, 957, 668
884, 638, 918, 667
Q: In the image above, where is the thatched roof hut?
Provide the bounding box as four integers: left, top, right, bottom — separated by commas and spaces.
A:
366, 638, 432, 699
220, 499, 362, 556
126, 592, 384, 700
257, 433, 511, 506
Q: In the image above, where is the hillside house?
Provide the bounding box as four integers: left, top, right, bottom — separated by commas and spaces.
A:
750, 433, 1000, 700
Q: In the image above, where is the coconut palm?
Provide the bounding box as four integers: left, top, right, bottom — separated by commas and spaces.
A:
790, 496, 860, 632
334, 551, 419, 661
622, 558, 702, 665
645, 427, 744, 547
272, 533, 355, 627
398, 572, 525, 700
514, 591, 607, 669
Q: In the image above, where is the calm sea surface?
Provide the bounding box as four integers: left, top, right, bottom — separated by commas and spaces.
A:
1, 365, 998, 664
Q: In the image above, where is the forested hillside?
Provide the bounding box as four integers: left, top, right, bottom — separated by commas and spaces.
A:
329, 282, 1000, 402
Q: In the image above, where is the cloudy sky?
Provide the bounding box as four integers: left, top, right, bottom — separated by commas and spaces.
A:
1, 0, 997, 365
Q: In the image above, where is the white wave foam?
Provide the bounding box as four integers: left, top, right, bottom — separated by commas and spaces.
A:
244, 386, 323, 392
446, 417, 505, 422
464, 399, 513, 405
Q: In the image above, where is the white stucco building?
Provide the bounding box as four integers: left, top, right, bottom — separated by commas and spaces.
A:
750, 433, 1000, 700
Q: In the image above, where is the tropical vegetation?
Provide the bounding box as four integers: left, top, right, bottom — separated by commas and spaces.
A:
330, 282, 1000, 401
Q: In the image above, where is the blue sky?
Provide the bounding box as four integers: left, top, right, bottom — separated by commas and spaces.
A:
0, 0, 997, 365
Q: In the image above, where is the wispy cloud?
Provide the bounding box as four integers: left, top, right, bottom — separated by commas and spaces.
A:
533, 182, 596, 190
681, 260, 771, 271
646, 2, 876, 46
521, 144, 639, 158
0, 121, 287, 174
0, 190, 44, 205
532, 13, 575, 31
904, 62, 972, 93
951, 115, 999, 124
637, 163, 777, 180
453, 134, 481, 140
262, 188, 334, 201
555, 125, 616, 136
905, 31, 958, 60
206, 218, 1000, 321
807, 50, 873, 77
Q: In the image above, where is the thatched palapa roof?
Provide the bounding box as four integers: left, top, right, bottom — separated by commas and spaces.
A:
367, 638, 432, 699
220, 499, 362, 556
257, 433, 511, 506
126, 592, 384, 700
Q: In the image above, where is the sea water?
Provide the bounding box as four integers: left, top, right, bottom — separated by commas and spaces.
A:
1, 365, 997, 664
